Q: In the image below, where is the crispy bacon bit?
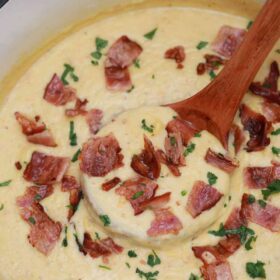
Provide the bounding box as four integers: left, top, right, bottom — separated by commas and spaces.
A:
164, 133, 186, 166
104, 36, 142, 91
16, 185, 54, 208
147, 208, 183, 237
102, 177, 121, 191
131, 135, 161, 180
44, 74, 76, 106
205, 148, 239, 173
164, 46, 185, 69
241, 193, 280, 232
196, 54, 226, 76
262, 102, 280, 123
15, 161, 22, 170
201, 262, 233, 280
61, 175, 80, 191
186, 181, 223, 218
83, 232, 123, 259
139, 192, 171, 211
264, 61, 279, 91
166, 118, 199, 146
23, 151, 70, 184
65, 98, 88, 117
240, 104, 272, 152
80, 134, 123, 177
19, 203, 62, 255
115, 177, 158, 215
86, 109, 103, 134
211, 25, 246, 58
230, 124, 245, 154
156, 149, 181, 177
27, 130, 57, 147
197, 63, 206, 75
244, 162, 280, 189
224, 207, 247, 229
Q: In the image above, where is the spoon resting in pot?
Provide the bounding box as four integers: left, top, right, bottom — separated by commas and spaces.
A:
167, 0, 280, 149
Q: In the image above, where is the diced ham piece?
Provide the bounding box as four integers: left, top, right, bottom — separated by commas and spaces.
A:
240, 104, 272, 152
205, 148, 239, 173
241, 193, 280, 232
44, 74, 76, 106
164, 46, 185, 69
19, 203, 62, 255
156, 149, 181, 177
23, 151, 70, 184
85, 109, 103, 134
115, 177, 158, 215
147, 208, 183, 237
164, 133, 185, 166
27, 130, 57, 147
131, 135, 161, 180
61, 175, 80, 191
211, 25, 246, 58
65, 98, 88, 117
230, 124, 245, 154
201, 262, 233, 280
186, 181, 223, 218
224, 207, 247, 229
166, 118, 199, 146
80, 133, 123, 177
102, 177, 121, 191
139, 192, 171, 211
104, 36, 142, 91
244, 162, 280, 189
262, 102, 280, 123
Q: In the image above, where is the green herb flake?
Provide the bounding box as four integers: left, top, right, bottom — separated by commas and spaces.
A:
272, 146, 280, 156
128, 250, 138, 258
95, 37, 108, 51
194, 132, 201, 138
258, 199, 267, 208
152, 74, 155, 79
99, 214, 111, 226
181, 190, 187, 196
184, 143, 196, 157
196, 41, 208, 50
209, 70, 217, 80
132, 191, 144, 200
69, 121, 77, 146
147, 250, 161, 267
33, 194, 42, 202
134, 59, 141, 68
247, 194, 256, 204
207, 172, 218, 185
276, 49, 280, 54
0, 204, 4, 211
245, 235, 257, 251
61, 64, 79, 85
71, 148, 81, 162
28, 216, 36, 225
95, 232, 101, 240
189, 273, 200, 280
144, 28, 158, 40
99, 265, 111, 270
141, 119, 154, 133
73, 232, 84, 252
135, 268, 159, 280
246, 260, 266, 279
91, 60, 99, 66
0, 180, 12, 187
127, 85, 135, 93
126, 262, 131, 268
170, 136, 177, 146
62, 226, 68, 247
261, 179, 280, 200
247, 20, 254, 30
271, 128, 280, 135
91, 51, 102, 60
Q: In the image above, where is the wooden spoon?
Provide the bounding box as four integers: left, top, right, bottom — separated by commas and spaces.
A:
167, 0, 280, 149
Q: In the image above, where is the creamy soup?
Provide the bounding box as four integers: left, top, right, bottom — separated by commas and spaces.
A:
0, 2, 279, 280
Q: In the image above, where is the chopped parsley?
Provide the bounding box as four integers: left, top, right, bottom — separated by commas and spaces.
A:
184, 143, 196, 157
61, 64, 79, 85
99, 214, 111, 226
271, 128, 280, 135
247, 20, 254, 30
135, 268, 159, 280
261, 179, 280, 200
95, 232, 100, 240
170, 136, 177, 146
132, 191, 144, 200
247, 194, 256, 204
209, 70, 217, 80
33, 194, 42, 202
196, 41, 208, 50
152, 74, 155, 79
0, 204, 4, 211
272, 146, 280, 156
127, 85, 135, 93
128, 250, 138, 258
141, 119, 154, 133
147, 250, 161, 267
73, 232, 84, 253
181, 190, 187, 196
69, 121, 77, 146
71, 148, 81, 162
126, 262, 131, 268
194, 132, 201, 138
245, 235, 257, 251
258, 199, 267, 208
207, 172, 218, 185
246, 260, 266, 279
189, 273, 200, 280
0, 180, 11, 187
144, 28, 158, 40
62, 226, 68, 247
28, 216, 36, 225
91, 37, 108, 65
134, 59, 141, 68
276, 49, 280, 54
99, 265, 111, 270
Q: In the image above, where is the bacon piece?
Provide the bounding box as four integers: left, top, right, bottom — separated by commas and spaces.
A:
85, 109, 103, 134
197, 63, 206, 75
27, 130, 57, 147
104, 36, 142, 91
65, 98, 88, 117
115, 177, 158, 215
102, 177, 121, 191
44, 74, 76, 106
147, 208, 183, 237
224, 207, 247, 229
186, 181, 223, 218
240, 104, 272, 152
16, 185, 54, 208
164, 133, 186, 166
80, 133, 123, 177
15, 161, 22, 170
250, 82, 280, 105
23, 151, 70, 184
196, 54, 226, 76
262, 101, 280, 123
211, 25, 246, 58
201, 262, 233, 280
205, 149, 238, 173
156, 149, 181, 177
241, 193, 280, 232
164, 46, 185, 69
131, 135, 161, 180
166, 118, 199, 146
230, 124, 245, 153
19, 203, 62, 255
263, 61, 279, 91
83, 232, 123, 259
61, 175, 80, 191
139, 192, 171, 211
244, 162, 280, 189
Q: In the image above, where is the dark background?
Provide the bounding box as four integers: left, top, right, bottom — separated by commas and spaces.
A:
0, 0, 9, 9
